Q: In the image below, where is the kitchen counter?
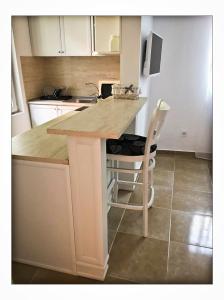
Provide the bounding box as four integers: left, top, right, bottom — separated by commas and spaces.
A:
12, 111, 77, 165
13, 97, 146, 163
48, 97, 146, 139
12, 96, 147, 281
28, 96, 97, 106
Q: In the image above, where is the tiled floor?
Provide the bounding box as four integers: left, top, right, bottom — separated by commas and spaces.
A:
12, 151, 212, 284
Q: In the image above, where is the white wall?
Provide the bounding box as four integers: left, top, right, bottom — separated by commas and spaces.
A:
12, 16, 32, 137
135, 16, 154, 137
120, 16, 154, 137
148, 16, 212, 153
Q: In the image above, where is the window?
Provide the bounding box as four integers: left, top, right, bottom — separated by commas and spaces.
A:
11, 31, 21, 114
12, 76, 18, 114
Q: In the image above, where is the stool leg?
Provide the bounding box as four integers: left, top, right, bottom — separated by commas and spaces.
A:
148, 160, 155, 207
113, 160, 119, 202
143, 166, 149, 237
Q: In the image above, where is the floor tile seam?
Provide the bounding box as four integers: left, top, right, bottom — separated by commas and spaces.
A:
107, 274, 138, 284
169, 240, 213, 250
173, 185, 212, 194
30, 268, 40, 284
172, 187, 213, 195
117, 227, 169, 243
171, 209, 213, 217
151, 205, 172, 212
167, 159, 175, 275
152, 204, 172, 210
109, 271, 169, 284
120, 201, 172, 212
109, 196, 129, 253
108, 272, 142, 284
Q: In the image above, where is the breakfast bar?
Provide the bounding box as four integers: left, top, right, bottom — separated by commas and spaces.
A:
12, 97, 146, 280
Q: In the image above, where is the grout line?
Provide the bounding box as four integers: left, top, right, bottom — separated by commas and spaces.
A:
166, 157, 175, 275
108, 191, 132, 253
171, 208, 213, 217
29, 268, 39, 284
107, 274, 138, 284
170, 240, 213, 250
117, 228, 170, 244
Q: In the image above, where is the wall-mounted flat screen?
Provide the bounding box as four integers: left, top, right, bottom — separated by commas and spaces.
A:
143, 32, 163, 76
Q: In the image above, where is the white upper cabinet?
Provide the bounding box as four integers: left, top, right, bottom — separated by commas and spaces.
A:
29, 16, 62, 56
93, 16, 120, 55
62, 16, 91, 56
29, 16, 92, 56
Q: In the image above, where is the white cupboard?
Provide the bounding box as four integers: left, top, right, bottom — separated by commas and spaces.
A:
29, 104, 58, 127
93, 16, 120, 55
29, 104, 79, 127
62, 16, 91, 56
29, 16, 62, 56
29, 16, 92, 56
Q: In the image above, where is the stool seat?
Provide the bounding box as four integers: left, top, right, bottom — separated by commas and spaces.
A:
106, 134, 157, 156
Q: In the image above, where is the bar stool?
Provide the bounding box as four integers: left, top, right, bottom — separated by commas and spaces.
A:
106, 99, 170, 237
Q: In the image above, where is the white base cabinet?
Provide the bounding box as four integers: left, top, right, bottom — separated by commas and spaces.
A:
12, 160, 77, 275
29, 104, 79, 127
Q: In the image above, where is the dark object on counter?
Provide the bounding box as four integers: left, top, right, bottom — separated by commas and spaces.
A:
125, 84, 134, 94
52, 88, 63, 98
40, 95, 73, 100
101, 83, 113, 99
75, 106, 89, 111
106, 133, 157, 156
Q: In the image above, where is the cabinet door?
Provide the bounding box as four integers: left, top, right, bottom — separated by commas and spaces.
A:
94, 16, 120, 54
62, 16, 91, 56
58, 106, 79, 116
29, 105, 58, 127
29, 16, 63, 56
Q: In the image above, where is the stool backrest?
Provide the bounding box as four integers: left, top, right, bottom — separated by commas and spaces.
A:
144, 99, 170, 159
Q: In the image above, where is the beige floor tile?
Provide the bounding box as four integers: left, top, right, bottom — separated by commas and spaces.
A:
167, 242, 212, 283
155, 156, 175, 171
108, 229, 117, 252
175, 158, 209, 172
153, 185, 173, 209
12, 262, 38, 284
118, 207, 171, 241
129, 182, 172, 209
118, 190, 132, 204
104, 275, 137, 284
174, 169, 212, 193
31, 267, 135, 284
172, 188, 212, 215
108, 232, 169, 283
154, 170, 174, 188
170, 211, 212, 248
108, 207, 124, 231
156, 150, 175, 158
174, 151, 196, 159
31, 268, 100, 284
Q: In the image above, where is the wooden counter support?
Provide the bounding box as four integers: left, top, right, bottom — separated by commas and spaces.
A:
68, 137, 108, 279
47, 97, 146, 280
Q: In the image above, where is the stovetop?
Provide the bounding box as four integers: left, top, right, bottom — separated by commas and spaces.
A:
39, 95, 97, 103
40, 95, 73, 100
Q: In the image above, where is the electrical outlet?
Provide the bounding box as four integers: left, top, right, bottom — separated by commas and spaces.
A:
181, 131, 187, 136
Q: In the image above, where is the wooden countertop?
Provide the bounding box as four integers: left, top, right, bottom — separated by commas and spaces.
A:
47, 97, 146, 139
12, 97, 146, 164
12, 112, 78, 165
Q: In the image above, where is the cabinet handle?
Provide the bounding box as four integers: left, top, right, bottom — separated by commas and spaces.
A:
58, 50, 61, 54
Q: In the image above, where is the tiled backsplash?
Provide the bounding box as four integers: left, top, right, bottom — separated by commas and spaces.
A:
20, 56, 120, 100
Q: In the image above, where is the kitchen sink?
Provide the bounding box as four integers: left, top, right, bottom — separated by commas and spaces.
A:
62, 96, 98, 104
